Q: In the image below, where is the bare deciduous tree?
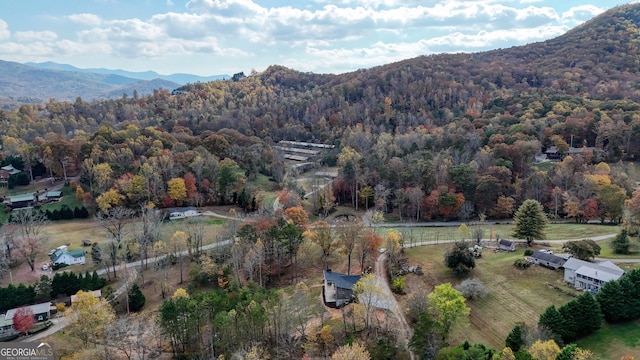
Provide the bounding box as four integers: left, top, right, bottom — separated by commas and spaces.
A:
16, 237, 42, 272
11, 209, 48, 239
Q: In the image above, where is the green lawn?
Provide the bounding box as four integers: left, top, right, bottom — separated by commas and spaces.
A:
576, 321, 640, 359
378, 223, 619, 245
403, 241, 640, 355
39, 185, 84, 212
403, 245, 579, 349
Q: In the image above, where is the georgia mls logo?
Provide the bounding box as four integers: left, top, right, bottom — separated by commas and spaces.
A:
0, 342, 54, 360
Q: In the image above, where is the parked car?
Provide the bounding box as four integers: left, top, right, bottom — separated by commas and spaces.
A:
82, 239, 92, 247
41, 264, 49, 271
52, 262, 68, 271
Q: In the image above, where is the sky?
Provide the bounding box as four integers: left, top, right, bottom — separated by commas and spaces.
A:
0, 0, 634, 76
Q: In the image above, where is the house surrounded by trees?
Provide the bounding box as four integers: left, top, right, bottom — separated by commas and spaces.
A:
323, 269, 360, 308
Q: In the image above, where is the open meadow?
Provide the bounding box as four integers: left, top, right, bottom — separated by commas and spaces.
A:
0, 215, 228, 287
402, 243, 640, 355
378, 222, 620, 246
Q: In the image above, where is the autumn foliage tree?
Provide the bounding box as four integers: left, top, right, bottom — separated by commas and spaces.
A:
167, 177, 187, 206
12, 306, 34, 335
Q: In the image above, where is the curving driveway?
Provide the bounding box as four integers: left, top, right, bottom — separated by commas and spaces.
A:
375, 253, 415, 360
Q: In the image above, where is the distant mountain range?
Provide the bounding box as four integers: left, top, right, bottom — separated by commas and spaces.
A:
0, 60, 229, 103
26, 61, 228, 85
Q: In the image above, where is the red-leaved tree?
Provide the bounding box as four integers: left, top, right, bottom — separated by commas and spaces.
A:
12, 307, 34, 335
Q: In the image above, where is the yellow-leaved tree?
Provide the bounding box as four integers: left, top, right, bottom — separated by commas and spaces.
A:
528, 340, 560, 360
68, 290, 115, 346
167, 177, 187, 205
331, 342, 371, 360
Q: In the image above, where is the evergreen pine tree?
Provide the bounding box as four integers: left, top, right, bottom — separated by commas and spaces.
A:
538, 305, 565, 346
128, 283, 146, 312
611, 229, 631, 254
574, 292, 603, 337
555, 344, 578, 360
505, 324, 524, 352
597, 280, 626, 322
512, 199, 549, 246
558, 302, 578, 343
622, 269, 640, 320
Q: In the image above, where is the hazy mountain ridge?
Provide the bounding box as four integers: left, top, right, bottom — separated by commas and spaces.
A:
26, 61, 229, 85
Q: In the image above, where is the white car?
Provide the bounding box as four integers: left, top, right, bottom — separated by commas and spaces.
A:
378, 247, 387, 253
41, 264, 49, 271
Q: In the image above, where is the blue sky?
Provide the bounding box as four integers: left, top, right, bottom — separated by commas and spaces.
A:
0, 0, 633, 76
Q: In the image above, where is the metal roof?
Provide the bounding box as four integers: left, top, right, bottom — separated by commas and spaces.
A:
9, 193, 34, 203
324, 270, 360, 290
531, 250, 567, 265
564, 257, 625, 282
5, 302, 52, 320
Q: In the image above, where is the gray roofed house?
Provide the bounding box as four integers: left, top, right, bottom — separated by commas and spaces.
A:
5, 302, 52, 322
529, 250, 568, 270
0, 316, 17, 339
323, 270, 361, 308
563, 257, 625, 292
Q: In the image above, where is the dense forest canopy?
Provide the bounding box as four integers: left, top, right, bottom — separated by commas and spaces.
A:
2, 4, 640, 222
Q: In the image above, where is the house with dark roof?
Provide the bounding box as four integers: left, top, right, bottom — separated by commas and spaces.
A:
498, 239, 516, 252
323, 270, 360, 308
50, 248, 85, 266
563, 257, 625, 292
528, 250, 567, 270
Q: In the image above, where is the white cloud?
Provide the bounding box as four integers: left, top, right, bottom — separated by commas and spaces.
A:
13, 31, 58, 42
0, 1, 620, 74
0, 19, 9, 39
67, 13, 102, 26
562, 5, 604, 21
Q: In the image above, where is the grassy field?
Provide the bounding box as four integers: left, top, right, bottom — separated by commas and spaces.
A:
402, 244, 640, 354
378, 223, 620, 245
403, 245, 579, 349
576, 321, 640, 359
0, 214, 229, 287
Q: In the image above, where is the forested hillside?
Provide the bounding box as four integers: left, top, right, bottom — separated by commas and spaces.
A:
2, 4, 640, 223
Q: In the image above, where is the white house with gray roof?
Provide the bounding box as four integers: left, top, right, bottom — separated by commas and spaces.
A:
563, 257, 625, 292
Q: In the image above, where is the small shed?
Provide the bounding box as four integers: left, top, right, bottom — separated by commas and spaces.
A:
498, 239, 516, 252
529, 250, 567, 270
323, 270, 360, 308
46, 191, 62, 200
71, 290, 102, 304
